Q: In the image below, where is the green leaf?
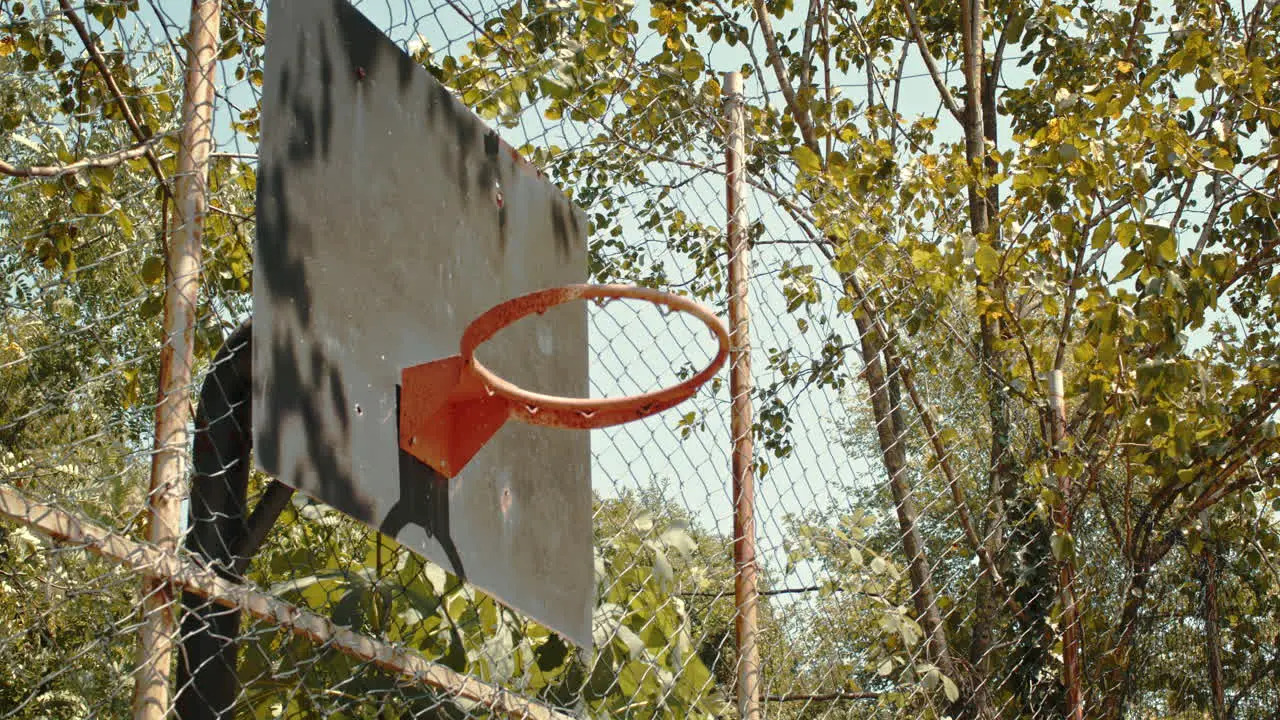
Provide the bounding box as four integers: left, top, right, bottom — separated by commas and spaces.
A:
1114, 251, 1144, 282
115, 208, 136, 241
1091, 218, 1112, 249
1050, 532, 1073, 561
538, 76, 571, 99
633, 512, 654, 532
652, 549, 674, 585
71, 189, 92, 214
331, 586, 368, 627
680, 50, 705, 81
615, 625, 645, 660
911, 247, 935, 268
1155, 231, 1177, 263
141, 256, 164, 285
441, 624, 467, 671
535, 634, 569, 672
659, 524, 697, 556
942, 674, 960, 703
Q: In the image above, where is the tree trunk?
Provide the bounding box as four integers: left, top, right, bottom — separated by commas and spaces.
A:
967, 17, 1007, 705
850, 309, 988, 716
1103, 561, 1153, 719
960, 1, 1011, 712
1203, 534, 1226, 720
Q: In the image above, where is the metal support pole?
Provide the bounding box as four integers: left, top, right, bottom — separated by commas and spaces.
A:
132, 2, 222, 717
724, 71, 761, 720
1049, 369, 1082, 720
176, 321, 297, 719
175, 322, 254, 720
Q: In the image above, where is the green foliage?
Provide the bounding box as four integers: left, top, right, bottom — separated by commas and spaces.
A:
228, 486, 729, 718
0, 525, 137, 718
3, 0, 1278, 715
412, 0, 1276, 712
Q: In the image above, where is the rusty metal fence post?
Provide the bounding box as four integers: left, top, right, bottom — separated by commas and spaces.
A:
130, 2, 223, 718
723, 70, 761, 720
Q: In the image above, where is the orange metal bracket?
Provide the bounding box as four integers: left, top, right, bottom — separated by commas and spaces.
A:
399, 356, 510, 478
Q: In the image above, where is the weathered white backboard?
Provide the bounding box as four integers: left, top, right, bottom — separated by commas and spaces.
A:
254, 0, 593, 646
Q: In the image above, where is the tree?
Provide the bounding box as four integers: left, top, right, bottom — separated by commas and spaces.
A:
409, 0, 1280, 715
2, 5, 172, 714
1, 1, 251, 715
4, 0, 1278, 717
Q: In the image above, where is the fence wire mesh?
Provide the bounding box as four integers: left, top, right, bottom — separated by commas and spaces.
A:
3, 0, 1279, 719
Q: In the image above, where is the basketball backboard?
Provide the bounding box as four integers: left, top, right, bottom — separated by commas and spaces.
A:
254, 0, 593, 646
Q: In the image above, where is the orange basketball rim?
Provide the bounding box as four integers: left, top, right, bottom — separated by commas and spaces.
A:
399, 284, 730, 478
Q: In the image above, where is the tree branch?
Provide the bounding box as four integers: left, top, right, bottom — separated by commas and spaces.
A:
707, 0, 773, 110
896, 0, 963, 122
765, 691, 879, 702
889, 41, 910, 148
751, 0, 819, 153
1053, 240, 1088, 371
209, 203, 253, 222
820, 0, 833, 159
843, 14, 926, 155
1146, 387, 1280, 528
58, 0, 173, 202
841, 272, 958, 681
1194, 177, 1224, 256
893, 350, 1029, 624
800, 0, 819, 93
1180, 445, 1274, 526
0, 134, 172, 180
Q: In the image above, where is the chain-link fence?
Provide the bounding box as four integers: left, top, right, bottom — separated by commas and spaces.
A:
3, 0, 1279, 718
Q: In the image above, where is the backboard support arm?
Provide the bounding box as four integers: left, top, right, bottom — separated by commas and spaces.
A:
176, 320, 294, 719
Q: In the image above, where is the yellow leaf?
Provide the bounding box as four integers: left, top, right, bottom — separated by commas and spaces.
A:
1211, 149, 1235, 172
0, 36, 15, 57
1116, 222, 1137, 248
791, 146, 822, 175
1116, 60, 1134, 74
1156, 231, 1178, 263
911, 247, 935, 268
974, 244, 1000, 278
1091, 218, 1112, 249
